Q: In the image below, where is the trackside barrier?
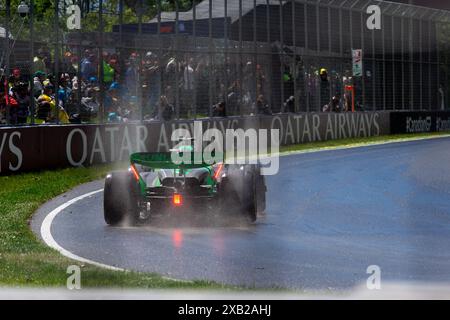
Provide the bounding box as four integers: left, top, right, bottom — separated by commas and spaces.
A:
390, 111, 450, 134
1, 111, 436, 175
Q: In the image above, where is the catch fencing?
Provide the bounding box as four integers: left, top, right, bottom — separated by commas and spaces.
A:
1, 0, 450, 127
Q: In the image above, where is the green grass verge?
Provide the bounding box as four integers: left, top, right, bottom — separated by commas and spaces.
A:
0, 132, 448, 288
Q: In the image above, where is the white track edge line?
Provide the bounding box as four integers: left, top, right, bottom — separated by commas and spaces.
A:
40, 189, 193, 282
40, 189, 125, 272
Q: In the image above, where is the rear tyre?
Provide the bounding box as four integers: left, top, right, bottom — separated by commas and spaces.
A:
242, 165, 257, 222
254, 166, 267, 214
218, 180, 243, 221
104, 171, 139, 226
219, 165, 265, 223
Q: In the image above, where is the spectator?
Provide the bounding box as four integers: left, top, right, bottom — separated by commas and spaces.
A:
142, 51, 161, 118
37, 84, 69, 124
319, 68, 330, 109
125, 52, 139, 100
243, 60, 255, 100
0, 84, 6, 124
227, 80, 241, 115
255, 94, 272, 115
343, 93, 351, 112
43, 74, 56, 88
71, 76, 79, 101
57, 74, 72, 112
182, 57, 195, 117
41, 46, 53, 71
33, 48, 48, 74
164, 56, 177, 97
62, 51, 78, 78
323, 94, 341, 112
10, 82, 30, 124
81, 80, 100, 121
70, 54, 79, 76
0, 80, 19, 124
256, 64, 266, 97
212, 101, 226, 117
103, 52, 115, 87
105, 81, 121, 114
106, 82, 128, 123
81, 50, 96, 80
284, 96, 295, 113
32, 71, 46, 98
158, 95, 174, 121
83, 76, 100, 97
108, 53, 120, 81
195, 59, 210, 114
36, 84, 55, 121
9, 68, 23, 91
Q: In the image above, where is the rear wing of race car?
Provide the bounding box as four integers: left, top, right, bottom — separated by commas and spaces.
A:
130, 152, 224, 170
129, 152, 224, 195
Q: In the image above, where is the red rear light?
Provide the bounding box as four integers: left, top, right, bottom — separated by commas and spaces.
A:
130, 164, 140, 182
214, 163, 224, 180
173, 193, 183, 206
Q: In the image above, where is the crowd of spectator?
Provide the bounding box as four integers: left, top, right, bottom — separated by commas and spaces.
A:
0, 45, 277, 125
0, 44, 361, 126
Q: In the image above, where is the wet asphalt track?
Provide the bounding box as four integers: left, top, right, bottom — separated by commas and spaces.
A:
32, 138, 450, 290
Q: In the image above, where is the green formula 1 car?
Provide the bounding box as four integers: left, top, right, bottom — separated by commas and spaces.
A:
103, 151, 267, 226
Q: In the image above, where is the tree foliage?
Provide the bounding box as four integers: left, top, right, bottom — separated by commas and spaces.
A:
0, 0, 200, 41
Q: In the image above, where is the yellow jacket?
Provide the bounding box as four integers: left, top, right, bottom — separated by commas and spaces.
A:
38, 94, 70, 124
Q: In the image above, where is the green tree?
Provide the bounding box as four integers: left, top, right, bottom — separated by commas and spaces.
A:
0, 0, 201, 41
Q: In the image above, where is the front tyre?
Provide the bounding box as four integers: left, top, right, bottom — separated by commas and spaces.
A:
104, 171, 139, 226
